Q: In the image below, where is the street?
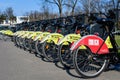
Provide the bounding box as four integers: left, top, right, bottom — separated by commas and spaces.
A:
0, 40, 120, 80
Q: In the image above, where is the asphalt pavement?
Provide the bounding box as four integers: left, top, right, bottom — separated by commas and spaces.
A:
0, 40, 120, 80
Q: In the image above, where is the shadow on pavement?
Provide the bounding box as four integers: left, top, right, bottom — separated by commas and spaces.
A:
54, 61, 83, 79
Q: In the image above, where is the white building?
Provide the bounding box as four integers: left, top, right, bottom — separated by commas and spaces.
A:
1, 16, 29, 25
16, 16, 29, 23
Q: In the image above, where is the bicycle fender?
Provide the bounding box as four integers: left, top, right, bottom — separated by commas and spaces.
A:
57, 34, 81, 45
13, 31, 20, 36
70, 35, 109, 54
21, 32, 31, 38
33, 32, 50, 41
31, 32, 42, 40
18, 31, 27, 37
5, 30, 13, 36
40, 33, 64, 44
27, 32, 35, 39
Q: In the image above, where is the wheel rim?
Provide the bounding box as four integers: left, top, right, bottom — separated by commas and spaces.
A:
31, 41, 35, 51
36, 40, 43, 56
29, 39, 36, 52
19, 38, 24, 47
16, 37, 20, 46
43, 41, 58, 62
74, 47, 107, 77
24, 38, 29, 50
59, 42, 73, 67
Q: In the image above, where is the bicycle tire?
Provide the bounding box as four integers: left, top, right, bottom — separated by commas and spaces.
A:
42, 40, 59, 62
19, 37, 24, 48
58, 42, 74, 68
16, 37, 21, 47
28, 39, 36, 52
35, 40, 44, 56
73, 46, 109, 78
23, 38, 30, 50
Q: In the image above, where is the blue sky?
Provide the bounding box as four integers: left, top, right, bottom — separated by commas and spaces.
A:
0, 0, 44, 16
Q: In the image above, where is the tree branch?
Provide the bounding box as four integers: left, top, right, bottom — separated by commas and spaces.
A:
45, 0, 55, 4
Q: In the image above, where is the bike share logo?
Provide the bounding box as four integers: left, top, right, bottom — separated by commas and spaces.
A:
88, 39, 99, 46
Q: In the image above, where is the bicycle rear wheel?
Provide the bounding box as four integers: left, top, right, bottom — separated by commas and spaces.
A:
35, 40, 43, 56
13, 36, 17, 45
23, 38, 29, 50
29, 39, 36, 52
73, 46, 108, 78
42, 40, 59, 62
16, 37, 21, 47
19, 37, 24, 48
58, 42, 74, 68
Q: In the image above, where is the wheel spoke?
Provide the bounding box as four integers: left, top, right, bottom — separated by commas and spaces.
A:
73, 47, 108, 77
43, 41, 59, 61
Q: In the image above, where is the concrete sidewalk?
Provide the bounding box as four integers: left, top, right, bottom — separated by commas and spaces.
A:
0, 40, 120, 80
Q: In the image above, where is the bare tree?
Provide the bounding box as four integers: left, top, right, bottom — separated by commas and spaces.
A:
79, 0, 117, 13
111, 0, 120, 8
41, 4, 50, 19
65, 0, 78, 16
25, 10, 58, 21
4, 7, 16, 24
0, 13, 6, 24
79, 0, 95, 14
27, 11, 41, 21
101, 0, 115, 13
44, 0, 65, 17
93, 0, 120, 13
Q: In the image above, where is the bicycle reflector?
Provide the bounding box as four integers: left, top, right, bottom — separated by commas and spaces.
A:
94, 32, 99, 36
76, 30, 80, 34
57, 29, 62, 33
48, 30, 52, 32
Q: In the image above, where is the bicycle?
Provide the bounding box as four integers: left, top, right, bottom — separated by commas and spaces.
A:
22, 23, 36, 50
71, 11, 118, 78
13, 22, 29, 47
57, 15, 89, 68
26, 21, 43, 52
40, 18, 68, 62
34, 19, 56, 57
